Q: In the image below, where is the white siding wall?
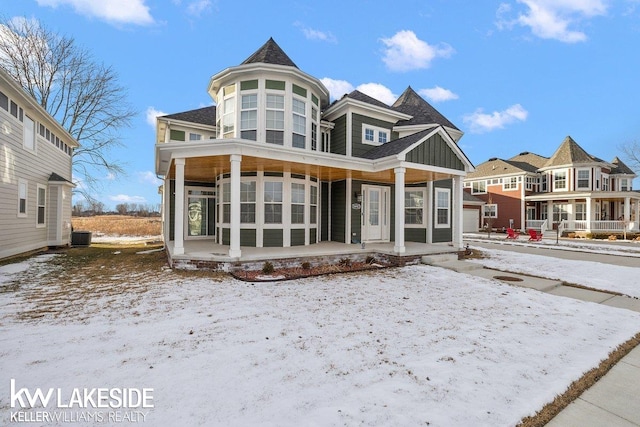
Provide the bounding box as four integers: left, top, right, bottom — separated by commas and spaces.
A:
0, 97, 74, 259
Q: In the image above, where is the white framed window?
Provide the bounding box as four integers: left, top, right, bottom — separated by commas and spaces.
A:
525, 176, 538, 191
189, 133, 202, 141
361, 124, 390, 146
240, 94, 258, 141
471, 181, 486, 194
503, 177, 518, 190
240, 181, 256, 223
553, 171, 567, 191
541, 175, 548, 192
577, 169, 590, 190
264, 181, 283, 223
266, 94, 284, 145
321, 130, 331, 153
36, 185, 46, 227
405, 190, 424, 225
483, 204, 498, 218
310, 185, 318, 224
18, 179, 27, 217
291, 182, 305, 223
552, 203, 568, 223
23, 115, 35, 152
221, 182, 231, 223
621, 178, 630, 191
292, 98, 306, 149
222, 85, 236, 139
602, 176, 609, 191
575, 203, 586, 221
311, 107, 318, 151
435, 188, 450, 228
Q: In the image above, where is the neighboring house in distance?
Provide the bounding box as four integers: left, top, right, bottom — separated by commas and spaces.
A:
464, 136, 640, 233
155, 38, 474, 264
462, 191, 486, 233
0, 68, 78, 260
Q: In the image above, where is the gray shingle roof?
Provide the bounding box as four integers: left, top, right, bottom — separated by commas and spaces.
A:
241, 37, 298, 68
463, 191, 485, 203
507, 151, 549, 172
48, 172, 72, 183
392, 86, 459, 130
360, 128, 433, 160
162, 106, 217, 127
611, 156, 636, 175
466, 157, 534, 179
542, 136, 597, 168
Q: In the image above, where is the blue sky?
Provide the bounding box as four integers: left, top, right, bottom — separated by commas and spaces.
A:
4, 0, 640, 209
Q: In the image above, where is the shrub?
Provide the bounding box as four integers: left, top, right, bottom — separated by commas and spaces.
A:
338, 257, 352, 268
301, 261, 311, 270
365, 255, 376, 264
261, 261, 275, 274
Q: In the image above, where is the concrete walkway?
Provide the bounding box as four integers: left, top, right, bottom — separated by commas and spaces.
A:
422, 254, 640, 426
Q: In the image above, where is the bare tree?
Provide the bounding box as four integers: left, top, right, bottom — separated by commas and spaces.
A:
0, 16, 135, 201
620, 140, 640, 173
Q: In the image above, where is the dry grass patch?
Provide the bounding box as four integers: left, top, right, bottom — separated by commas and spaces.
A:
72, 215, 161, 237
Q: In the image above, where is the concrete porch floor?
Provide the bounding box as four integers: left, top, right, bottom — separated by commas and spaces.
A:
166, 239, 461, 267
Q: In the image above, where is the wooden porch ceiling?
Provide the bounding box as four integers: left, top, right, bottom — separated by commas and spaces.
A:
168, 155, 452, 184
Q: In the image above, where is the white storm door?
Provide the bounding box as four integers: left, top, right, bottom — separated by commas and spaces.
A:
362, 185, 389, 241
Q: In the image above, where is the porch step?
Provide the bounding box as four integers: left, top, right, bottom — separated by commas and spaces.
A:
421, 253, 459, 265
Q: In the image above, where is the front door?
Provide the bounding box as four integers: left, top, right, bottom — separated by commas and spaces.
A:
362, 185, 390, 242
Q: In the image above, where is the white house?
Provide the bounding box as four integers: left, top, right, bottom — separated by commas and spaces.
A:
0, 68, 78, 260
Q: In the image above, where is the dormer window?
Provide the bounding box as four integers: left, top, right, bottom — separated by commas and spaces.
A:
362, 124, 390, 146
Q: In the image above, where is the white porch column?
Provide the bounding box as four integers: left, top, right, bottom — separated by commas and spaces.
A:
586, 197, 592, 231
394, 167, 406, 254
163, 177, 171, 241
174, 158, 185, 255
229, 154, 242, 258
426, 182, 433, 244
624, 197, 631, 221
452, 176, 464, 249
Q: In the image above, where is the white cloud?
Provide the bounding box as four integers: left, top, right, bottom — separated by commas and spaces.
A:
137, 171, 162, 186
497, 0, 608, 43
186, 0, 212, 16
294, 22, 337, 43
418, 86, 459, 103
380, 30, 454, 72
109, 194, 147, 203
355, 83, 397, 105
146, 107, 167, 127
320, 78, 355, 100
320, 78, 398, 105
463, 104, 528, 133
35, 0, 154, 26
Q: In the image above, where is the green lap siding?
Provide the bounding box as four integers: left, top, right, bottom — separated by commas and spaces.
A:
241, 229, 256, 246
321, 182, 329, 241
330, 181, 346, 242
291, 229, 305, 246
330, 115, 347, 155
352, 114, 395, 158
405, 228, 426, 243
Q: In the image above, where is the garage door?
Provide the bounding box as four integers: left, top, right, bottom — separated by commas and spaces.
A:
463, 209, 479, 233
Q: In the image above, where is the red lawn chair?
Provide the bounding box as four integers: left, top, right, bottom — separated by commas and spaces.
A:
505, 228, 520, 239
528, 229, 543, 241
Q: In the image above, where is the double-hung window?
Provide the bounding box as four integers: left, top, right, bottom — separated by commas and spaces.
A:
18, 179, 27, 217
503, 177, 518, 190
264, 182, 283, 223
311, 107, 318, 151
435, 188, 450, 228
266, 94, 284, 145
240, 181, 256, 223
310, 186, 318, 224
36, 185, 46, 227
405, 190, 424, 225
240, 94, 257, 141
483, 204, 498, 218
292, 98, 306, 148
291, 183, 305, 223
471, 181, 486, 194
221, 183, 231, 223
554, 171, 567, 191
222, 85, 236, 139
577, 169, 590, 190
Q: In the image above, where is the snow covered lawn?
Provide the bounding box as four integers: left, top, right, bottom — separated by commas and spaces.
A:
469, 246, 640, 298
1, 250, 640, 426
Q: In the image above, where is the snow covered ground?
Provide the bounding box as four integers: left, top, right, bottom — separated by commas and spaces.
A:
1, 246, 640, 426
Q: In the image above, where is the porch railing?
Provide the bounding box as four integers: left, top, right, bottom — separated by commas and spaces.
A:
525, 219, 548, 231
561, 220, 634, 232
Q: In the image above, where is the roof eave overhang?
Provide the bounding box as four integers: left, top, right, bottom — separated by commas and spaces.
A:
323, 98, 412, 122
